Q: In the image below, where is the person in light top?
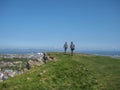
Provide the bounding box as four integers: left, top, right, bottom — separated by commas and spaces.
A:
64, 42, 68, 54
0, 72, 5, 81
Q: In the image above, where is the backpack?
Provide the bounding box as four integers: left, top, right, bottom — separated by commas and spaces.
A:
64, 43, 68, 48
71, 44, 75, 50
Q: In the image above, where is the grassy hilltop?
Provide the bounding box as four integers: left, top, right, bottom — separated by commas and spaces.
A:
0, 52, 120, 90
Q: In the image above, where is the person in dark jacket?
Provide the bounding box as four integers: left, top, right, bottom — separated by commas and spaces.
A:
64, 42, 68, 54
70, 41, 75, 56
26, 62, 31, 70
43, 53, 48, 64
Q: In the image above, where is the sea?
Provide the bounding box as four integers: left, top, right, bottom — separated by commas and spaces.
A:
79, 50, 120, 58
0, 49, 120, 58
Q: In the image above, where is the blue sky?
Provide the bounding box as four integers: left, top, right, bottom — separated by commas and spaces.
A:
0, 0, 120, 50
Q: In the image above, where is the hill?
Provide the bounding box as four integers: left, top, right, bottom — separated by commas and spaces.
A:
0, 52, 120, 90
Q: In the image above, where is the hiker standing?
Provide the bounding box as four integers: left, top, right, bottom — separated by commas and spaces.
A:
64, 42, 68, 54
70, 41, 75, 56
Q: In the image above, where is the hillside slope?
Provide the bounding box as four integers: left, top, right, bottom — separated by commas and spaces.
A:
0, 52, 120, 90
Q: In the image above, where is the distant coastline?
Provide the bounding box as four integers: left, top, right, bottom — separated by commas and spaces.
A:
0, 49, 120, 58
78, 50, 120, 58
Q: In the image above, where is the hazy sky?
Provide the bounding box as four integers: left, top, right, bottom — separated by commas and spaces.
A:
0, 0, 120, 50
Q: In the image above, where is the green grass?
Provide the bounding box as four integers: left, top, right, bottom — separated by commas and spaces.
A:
73, 53, 120, 90
0, 52, 120, 90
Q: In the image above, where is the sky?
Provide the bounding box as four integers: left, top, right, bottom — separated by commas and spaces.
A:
0, 0, 120, 50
